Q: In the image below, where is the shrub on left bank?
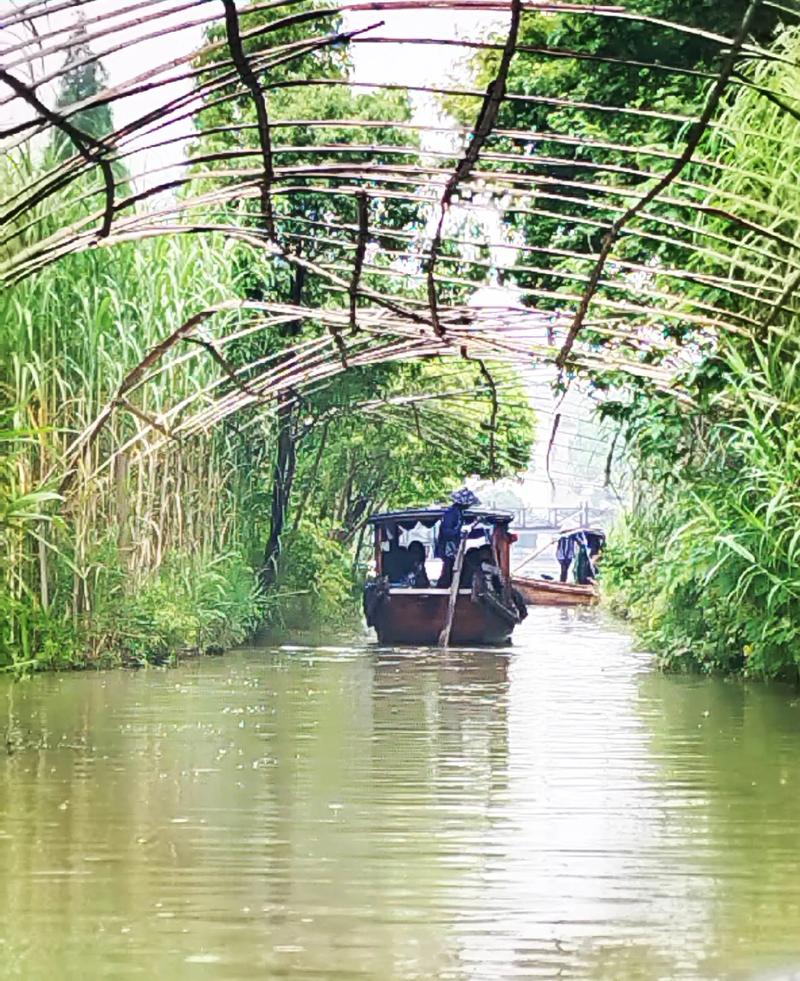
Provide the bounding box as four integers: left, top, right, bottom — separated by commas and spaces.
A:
1, 542, 263, 671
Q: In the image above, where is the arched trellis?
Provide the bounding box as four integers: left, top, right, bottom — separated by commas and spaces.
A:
1, 0, 798, 494
51, 299, 686, 489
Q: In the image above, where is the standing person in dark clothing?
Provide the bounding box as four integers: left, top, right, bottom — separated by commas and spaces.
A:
585, 531, 606, 571
556, 533, 576, 583
574, 531, 596, 585
585, 530, 605, 582
435, 487, 480, 587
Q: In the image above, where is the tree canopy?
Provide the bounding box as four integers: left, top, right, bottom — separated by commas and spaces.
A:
3, 0, 800, 668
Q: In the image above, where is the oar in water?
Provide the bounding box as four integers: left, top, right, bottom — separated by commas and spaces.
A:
439, 524, 473, 648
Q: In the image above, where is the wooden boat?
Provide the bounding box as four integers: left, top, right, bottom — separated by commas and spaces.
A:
363, 507, 526, 646
512, 575, 598, 607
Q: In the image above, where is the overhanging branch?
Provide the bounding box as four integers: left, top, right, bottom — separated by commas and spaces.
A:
555, 0, 764, 369
425, 0, 522, 336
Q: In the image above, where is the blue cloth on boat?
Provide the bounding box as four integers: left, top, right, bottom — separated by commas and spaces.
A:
435, 504, 464, 560
435, 506, 486, 560
556, 534, 576, 563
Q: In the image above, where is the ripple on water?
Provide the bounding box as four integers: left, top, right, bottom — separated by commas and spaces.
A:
2, 608, 800, 979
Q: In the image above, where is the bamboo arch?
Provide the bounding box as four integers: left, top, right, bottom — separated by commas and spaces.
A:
1, 0, 797, 492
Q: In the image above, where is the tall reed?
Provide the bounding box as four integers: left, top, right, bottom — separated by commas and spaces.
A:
603, 26, 800, 678
0, 144, 268, 665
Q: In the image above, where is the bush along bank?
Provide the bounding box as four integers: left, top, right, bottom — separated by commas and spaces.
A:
600, 339, 800, 683
569, 22, 800, 683
1, 549, 264, 672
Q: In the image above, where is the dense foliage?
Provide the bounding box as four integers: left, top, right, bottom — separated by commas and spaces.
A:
452, 2, 800, 679
188, 1, 535, 626
448, 0, 779, 309
0, 2, 535, 669
598, 26, 800, 679
14, 0, 800, 679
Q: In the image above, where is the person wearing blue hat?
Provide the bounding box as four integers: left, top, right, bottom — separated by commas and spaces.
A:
435, 488, 481, 587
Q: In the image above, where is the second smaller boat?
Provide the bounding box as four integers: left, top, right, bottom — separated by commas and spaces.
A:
511, 575, 598, 607
512, 527, 605, 607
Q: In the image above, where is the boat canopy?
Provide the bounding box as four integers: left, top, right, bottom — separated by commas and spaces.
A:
368, 507, 513, 531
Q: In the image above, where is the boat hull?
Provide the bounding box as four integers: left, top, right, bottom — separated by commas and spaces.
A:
371, 589, 515, 646
512, 576, 598, 607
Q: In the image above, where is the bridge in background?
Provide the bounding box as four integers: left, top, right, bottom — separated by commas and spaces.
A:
505, 504, 614, 533
497, 504, 616, 565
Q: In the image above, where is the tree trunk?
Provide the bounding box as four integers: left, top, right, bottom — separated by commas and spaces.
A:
259, 265, 306, 591
293, 419, 329, 532
260, 395, 296, 591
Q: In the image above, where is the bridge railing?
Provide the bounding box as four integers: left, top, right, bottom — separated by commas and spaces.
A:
508, 505, 613, 531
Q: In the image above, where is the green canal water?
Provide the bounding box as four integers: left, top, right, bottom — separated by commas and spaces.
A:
2, 609, 800, 980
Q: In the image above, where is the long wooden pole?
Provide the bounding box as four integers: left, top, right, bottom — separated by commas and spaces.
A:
439, 522, 472, 648
511, 525, 585, 575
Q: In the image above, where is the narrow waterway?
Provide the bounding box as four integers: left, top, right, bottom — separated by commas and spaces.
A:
2, 609, 800, 980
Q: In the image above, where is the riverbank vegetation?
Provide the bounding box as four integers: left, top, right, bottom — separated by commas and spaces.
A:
602, 24, 800, 680
0, 4, 534, 671
454, 2, 800, 678
5, 0, 800, 678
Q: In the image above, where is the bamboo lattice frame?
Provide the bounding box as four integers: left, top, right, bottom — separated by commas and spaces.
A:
2, 0, 798, 487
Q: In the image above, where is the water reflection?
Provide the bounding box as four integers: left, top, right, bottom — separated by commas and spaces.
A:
636, 671, 800, 980
1, 612, 800, 979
